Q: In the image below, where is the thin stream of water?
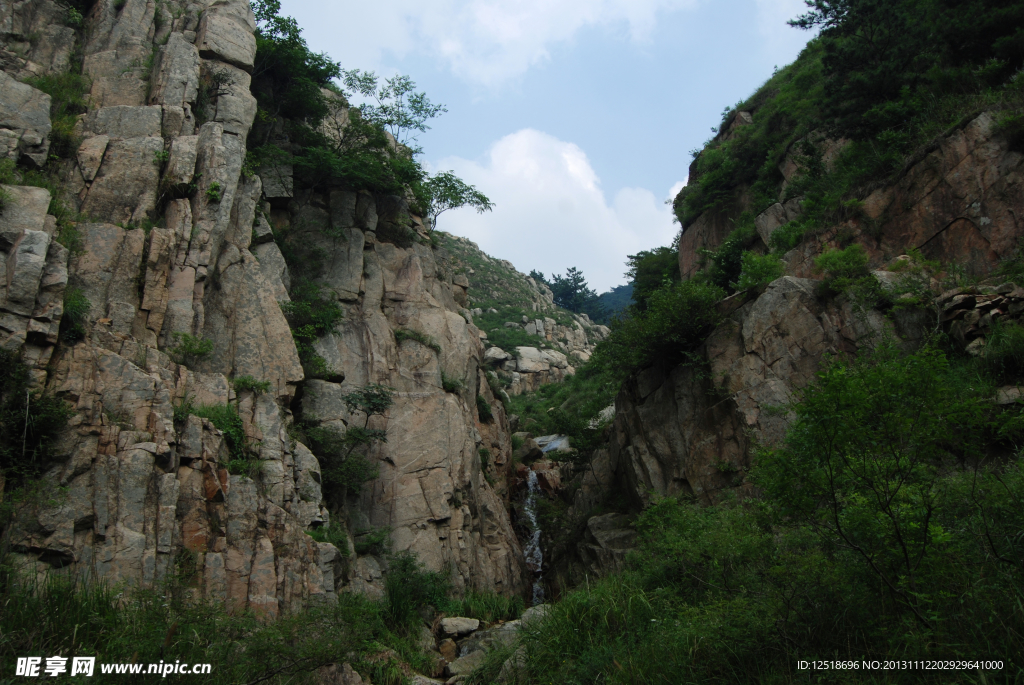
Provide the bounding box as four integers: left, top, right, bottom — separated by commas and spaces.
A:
523, 470, 544, 605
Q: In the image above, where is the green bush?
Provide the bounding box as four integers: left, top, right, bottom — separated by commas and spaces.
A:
626, 246, 681, 311
168, 332, 214, 368
60, 286, 90, 342
354, 526, 391, 556
231, 375, 272, 395
25, 72, 89, 160
440, 371, 464, 393
592, 280, 724, 375
382, 551, 451, 633
191, 403, 249, 461
0, 549, 428, 685
307, 519, 349, 553
733, 251, 784, 290
814, 243, 869, 281
394, 328, 441, 353
299, 385, 393, 502
979, 320, 1024, 384
279, 281, 344, 378
0, 349, 73, 496
498, 341, 1024, 684
476, 395, 493, 422
205, 181, 222, 202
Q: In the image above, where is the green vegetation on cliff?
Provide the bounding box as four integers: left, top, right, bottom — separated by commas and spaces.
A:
474, 339, 1024, 683
676, 0, 1024, 274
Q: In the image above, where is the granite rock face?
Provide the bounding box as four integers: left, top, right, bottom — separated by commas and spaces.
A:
0, 0, 527, 614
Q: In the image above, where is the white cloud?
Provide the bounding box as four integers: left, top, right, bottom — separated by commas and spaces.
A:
281, 0, 697, 87
429, 129, 683, 292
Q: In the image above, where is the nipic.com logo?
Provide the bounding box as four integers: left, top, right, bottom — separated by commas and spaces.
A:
15, 657, 212, 677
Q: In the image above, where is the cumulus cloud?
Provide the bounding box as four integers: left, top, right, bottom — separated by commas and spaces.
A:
282, 0, 697, 87
428, 129, 683, 292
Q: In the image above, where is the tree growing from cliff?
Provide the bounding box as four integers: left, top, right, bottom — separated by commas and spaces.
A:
340, 70, 447, 153
423, 171, 494, 233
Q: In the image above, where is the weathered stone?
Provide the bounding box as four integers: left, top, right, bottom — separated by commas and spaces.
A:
447, 650, 485, 676
0, 71, 51, 166
163, 135, 198, 185
260, 165, 292, 199
4, 229, 50, 315
0, 185, 50, 238
205, 61, 257, 137
148, 33, 200, 107
483, 346, 509, 363
755, 202, 788, 246
81, 137, 164, 225
440, 617, 479, 636
196, 2, 257, 71
83, 106, 164, 140
515, 347, 549, 373
253, 241, 290, 301
77, 136, 110, 183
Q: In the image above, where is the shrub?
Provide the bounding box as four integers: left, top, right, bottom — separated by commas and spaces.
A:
25, 72, 89, 159
279, 281, 344, 378
592, 280, 725, 375
382, 550, 451, 632
814, 243, 869, 281
504, 341, 1024, 684
394, 328, 441, 353
0, 349, 73, 494
172, 393, 195, 424
733, 251, 784, 290
354, 526, 391, 556
299, 385, 394, 501
979, 320, 1024, 384
440, 371, 463, 393
168, 332, 214, 368
476, 395, 493, 422
232, 375, 272, 395
60, 286, 90, 342
191, 403, 250, 461
205, 181, 222, 202
307, 520, 349, 553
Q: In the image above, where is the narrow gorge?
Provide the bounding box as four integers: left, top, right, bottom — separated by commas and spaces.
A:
2, 0, 1024, 683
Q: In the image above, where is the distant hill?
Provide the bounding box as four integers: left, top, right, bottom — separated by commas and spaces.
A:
595, 284, 633, 322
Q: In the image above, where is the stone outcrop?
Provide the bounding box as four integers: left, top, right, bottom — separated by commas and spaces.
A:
0, 0, 526, 615
679, 111, 1024, 282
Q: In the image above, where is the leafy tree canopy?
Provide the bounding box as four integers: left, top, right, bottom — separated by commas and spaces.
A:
422, 171, 493, 233
626, 246, 681, 311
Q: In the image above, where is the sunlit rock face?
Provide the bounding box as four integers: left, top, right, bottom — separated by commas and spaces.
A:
0, 0, 527, 613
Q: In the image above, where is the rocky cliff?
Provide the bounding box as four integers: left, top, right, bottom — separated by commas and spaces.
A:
0, 0, 526, 615
552, 108, 1024, 589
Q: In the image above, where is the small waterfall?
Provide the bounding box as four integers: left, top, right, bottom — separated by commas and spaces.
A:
523, 470, 544, 605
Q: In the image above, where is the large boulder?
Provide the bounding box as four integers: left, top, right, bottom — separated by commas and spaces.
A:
0, 72, 51, 167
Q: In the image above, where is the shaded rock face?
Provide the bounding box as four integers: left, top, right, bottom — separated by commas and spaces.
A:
279, 188, 527, 597
606, 276, 887, 507
0, 0, 526, 611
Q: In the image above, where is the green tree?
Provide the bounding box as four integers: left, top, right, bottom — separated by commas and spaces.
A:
550, 267, 603, 318
755, 341, 988, 628
423, 171, 493, 233
625, 246, 680, 311
302, 384, 395, 501
341, 70, 447, 153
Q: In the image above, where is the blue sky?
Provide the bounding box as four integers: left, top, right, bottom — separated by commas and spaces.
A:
279, 0, 814, 291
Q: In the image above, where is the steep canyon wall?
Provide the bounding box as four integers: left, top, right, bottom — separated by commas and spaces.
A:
0, 0, 526, 615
